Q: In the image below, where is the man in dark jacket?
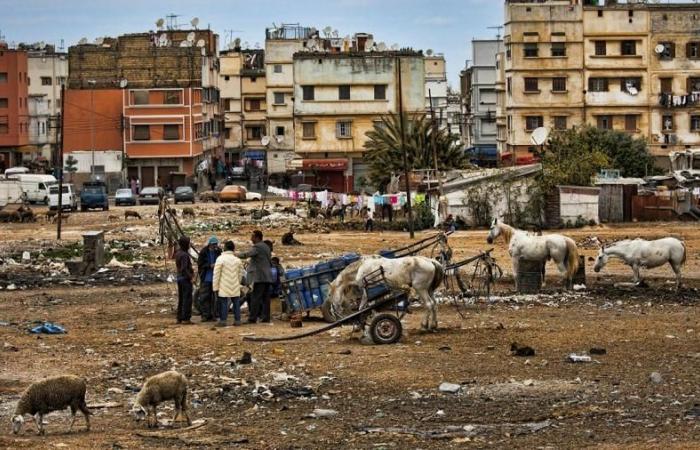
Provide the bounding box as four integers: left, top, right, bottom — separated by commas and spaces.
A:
237, 230, 273, 323
197, 236, 222, 322
175, 236, 194, 324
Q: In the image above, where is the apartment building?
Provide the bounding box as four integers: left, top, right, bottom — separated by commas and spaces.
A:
65, 29, 222, 189
293, 50, 424, 192
23, 43, 68, 166
240, 49, 267, 170
220, 47, 243, 161
0, 45, 29, 171
425, 53, 448, 118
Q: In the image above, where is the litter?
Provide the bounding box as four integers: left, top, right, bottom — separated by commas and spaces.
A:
438, 382, 461, 393
30, 322, 66, 334
567, 354, 592, 363
311, 408, 338, 418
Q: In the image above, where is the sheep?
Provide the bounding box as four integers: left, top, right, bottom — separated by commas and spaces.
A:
132, 370, 191, 429
124, 210, 141, 220
11, 375, 91, 435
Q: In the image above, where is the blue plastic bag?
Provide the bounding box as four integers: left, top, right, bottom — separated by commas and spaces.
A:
30, 322, 66, 334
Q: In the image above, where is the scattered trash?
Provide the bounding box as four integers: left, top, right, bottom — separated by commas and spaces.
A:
438, 382, 461, 394
30, 322, 66, 334
338, 349, 352, 355
523, 379, 535, 386
573, 284, 586, 291
589, 347, 606, 355
511, 343, 535, 357
22, 251, 30, 262
650, 372, 663, 384
567, 354, 592, 363
151, 330, 166, 338
311, 408, 338, 418
106, 257, 130, 269
236, 351, 252, 365
3, 342, 19, 352
685, 404, 700, 420
438, 346, 452, 352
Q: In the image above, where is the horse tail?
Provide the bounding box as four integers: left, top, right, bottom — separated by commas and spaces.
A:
430, 259, 445, 293
564, 238, 580, 282
680, 240, 687, 267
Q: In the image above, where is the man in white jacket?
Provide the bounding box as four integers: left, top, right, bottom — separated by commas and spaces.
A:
213, 240, 245, 326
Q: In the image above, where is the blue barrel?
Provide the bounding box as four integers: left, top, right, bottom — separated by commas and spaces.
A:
285, 269, 304, 312
330, 257, 346, 271
379, 250, 396, 258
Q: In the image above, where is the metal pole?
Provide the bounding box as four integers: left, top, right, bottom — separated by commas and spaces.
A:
90, 85, 95, 178
56, 84, 65, 240
397, 56, 415, 239
428, 89, 444, 223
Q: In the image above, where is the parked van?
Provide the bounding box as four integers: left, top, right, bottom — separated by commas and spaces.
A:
0, 179, 24, 208
16, 174, 57, 204
3, 167, 30, 179
48, 184, 78, 211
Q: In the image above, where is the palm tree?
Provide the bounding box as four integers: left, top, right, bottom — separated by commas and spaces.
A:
364, 114, 470, 190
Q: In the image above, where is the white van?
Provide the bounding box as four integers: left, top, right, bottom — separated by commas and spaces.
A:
3, 167, 30, 179
49, 184, 78, 211
0, 179, 24, 208
16, 174, 57, 204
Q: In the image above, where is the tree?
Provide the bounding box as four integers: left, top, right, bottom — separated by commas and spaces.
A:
64, 155, 78, 182
364, 114, 470, 190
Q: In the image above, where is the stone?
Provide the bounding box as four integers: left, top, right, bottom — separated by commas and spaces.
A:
438, 382, 461, 394
650, 372, 663, 384
311, 408, 338, 418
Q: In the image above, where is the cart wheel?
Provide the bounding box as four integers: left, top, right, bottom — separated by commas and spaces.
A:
369, 313, 402, 345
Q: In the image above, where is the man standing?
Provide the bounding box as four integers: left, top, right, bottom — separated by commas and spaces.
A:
213, 241, 244, 327
175, 236, 194, 324
197, 236, 221, 322
238, 230, 273, 323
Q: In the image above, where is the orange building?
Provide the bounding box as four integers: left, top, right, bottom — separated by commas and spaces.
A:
0, 46, 29, 171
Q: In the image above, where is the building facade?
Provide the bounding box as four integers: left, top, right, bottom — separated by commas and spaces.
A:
240, 49, 267, 172
293, 51, 425, 192
65, 30, 222, 189
0, 46, 29, 171
220, 47, 243, 161
425, 53, 448, 119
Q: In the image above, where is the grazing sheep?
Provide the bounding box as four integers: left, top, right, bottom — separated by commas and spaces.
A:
132, 370, 191, 428
181, 207, 195, 219
124, 210, 141, 220
107, 214, 119, 222
11, 375, 91, 435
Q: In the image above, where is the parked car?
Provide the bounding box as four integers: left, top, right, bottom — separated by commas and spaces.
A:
49, 184, 78, 211
115, 188, 137, 206
15, 174, 56, 204
246, 191, 262, 201
219, 185, 247, 203
139, 187, 163, 205
226, 167, 246, 183
2, 166, 30, 179
174, 186, 195, 204
0, 179, 24, 208
80, 181, 109, 211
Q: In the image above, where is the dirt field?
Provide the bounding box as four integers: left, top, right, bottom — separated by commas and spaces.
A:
0, 202, 698, 449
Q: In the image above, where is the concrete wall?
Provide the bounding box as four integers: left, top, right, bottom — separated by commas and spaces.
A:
559, 186, 600, 225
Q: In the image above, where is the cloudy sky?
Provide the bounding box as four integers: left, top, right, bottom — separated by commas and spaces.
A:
1, 0, 502, 88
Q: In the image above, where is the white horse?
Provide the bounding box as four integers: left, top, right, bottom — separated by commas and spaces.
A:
486, 218, 579, 290
593, 237, 686, 290
327, 256, 445, 331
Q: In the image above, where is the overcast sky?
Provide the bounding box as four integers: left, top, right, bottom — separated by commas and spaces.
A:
0, 0, 503, 89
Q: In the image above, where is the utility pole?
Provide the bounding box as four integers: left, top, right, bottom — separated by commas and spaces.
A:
428, 89, 445, 226
56, 84, 65, 240
397, 56, 415, 239
88, 79, 96, 179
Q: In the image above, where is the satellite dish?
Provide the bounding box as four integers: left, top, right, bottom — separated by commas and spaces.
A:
377, 42, 387, 51
530, 127, 550, 146
95, 37, 104, 45
119, 79, 128, 88
180, 41, 190, 47
426, 49, 434, 56
655, 44, 666, 54
156, 18, 165, 29
234, 37, 241, 48
275, 135, 284, 144
158, 34, 169, 46
390, 44, 399, 51
190, 17, 199, 29
187, 32, 195, 42
196, 39, 206, 48
261, 136, 271, 146
323, 26, 332, 37
78, 37, 88, 45
39, 41, 46, 49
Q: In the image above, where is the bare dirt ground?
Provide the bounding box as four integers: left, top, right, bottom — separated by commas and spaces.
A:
0, 202, 698, 449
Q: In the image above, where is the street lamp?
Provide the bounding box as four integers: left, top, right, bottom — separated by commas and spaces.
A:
87, 79, 96, 179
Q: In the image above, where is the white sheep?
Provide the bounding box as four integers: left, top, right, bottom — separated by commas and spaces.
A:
11, 375, 91, 435
132, 370, 192, 428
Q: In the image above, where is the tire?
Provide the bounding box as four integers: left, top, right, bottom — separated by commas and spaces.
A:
369, 313, 402, 345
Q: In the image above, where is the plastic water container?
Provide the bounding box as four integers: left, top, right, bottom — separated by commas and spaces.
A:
284, 269, 304, 312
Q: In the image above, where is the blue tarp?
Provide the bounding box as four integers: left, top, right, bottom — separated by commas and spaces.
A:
30, 322, 66, 334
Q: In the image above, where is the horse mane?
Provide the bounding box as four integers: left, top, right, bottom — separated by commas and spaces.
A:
499, 223, 515, 244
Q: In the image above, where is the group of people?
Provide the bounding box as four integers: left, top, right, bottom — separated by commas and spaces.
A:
173, 230, 283, 327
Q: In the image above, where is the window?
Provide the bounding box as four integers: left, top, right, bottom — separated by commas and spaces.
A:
507, 77, 512, 95
506, 44, 512, 59
56, 76, 66, 85
662, 114, 674, 131
163, 124, 179, 140
594, 41, 606, 56
0, 73, 7, 83
621, 40, 636, 56
0, 116, 7, 134
687, 42, 700, 59
164, 91, 181, 104
625, 115, 637, 132
246, 126, 264, 140
588, 77, 609, 92
660, 77, 673, 94
302, 122, 316, 138
596, 115, 612, 130
553, 116, 567, 130
224, 99, 231, 110
41, 77, 52, 86
524, 43, 538, 58
659, 42, 675, 60
374, 84, 386, 100
302, 85, 314, 101
524, 77, 539, 92
691, 115, 700, 132
551, 43, 566, 57
133, 125, 150, 140
273, 92, 285, 104
224, 76, 230, 81
687, 77, 700, 93
336, 120, 352, 138
275, 126, 285, 136
525, 116, 543, 131
339, 85, 351, 100
0, 98, 7, 108
133, 90, 149, 105
274, 64, 283, 73
247, 99, 261, 111
621, 77, 642, 94
552, 77, 567, 92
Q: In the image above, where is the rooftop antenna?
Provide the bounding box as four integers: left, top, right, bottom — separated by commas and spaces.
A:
165, 13, 180, 30
224, 29, 243, 46
190, 17, 199, 29
487, 25, 504, 41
